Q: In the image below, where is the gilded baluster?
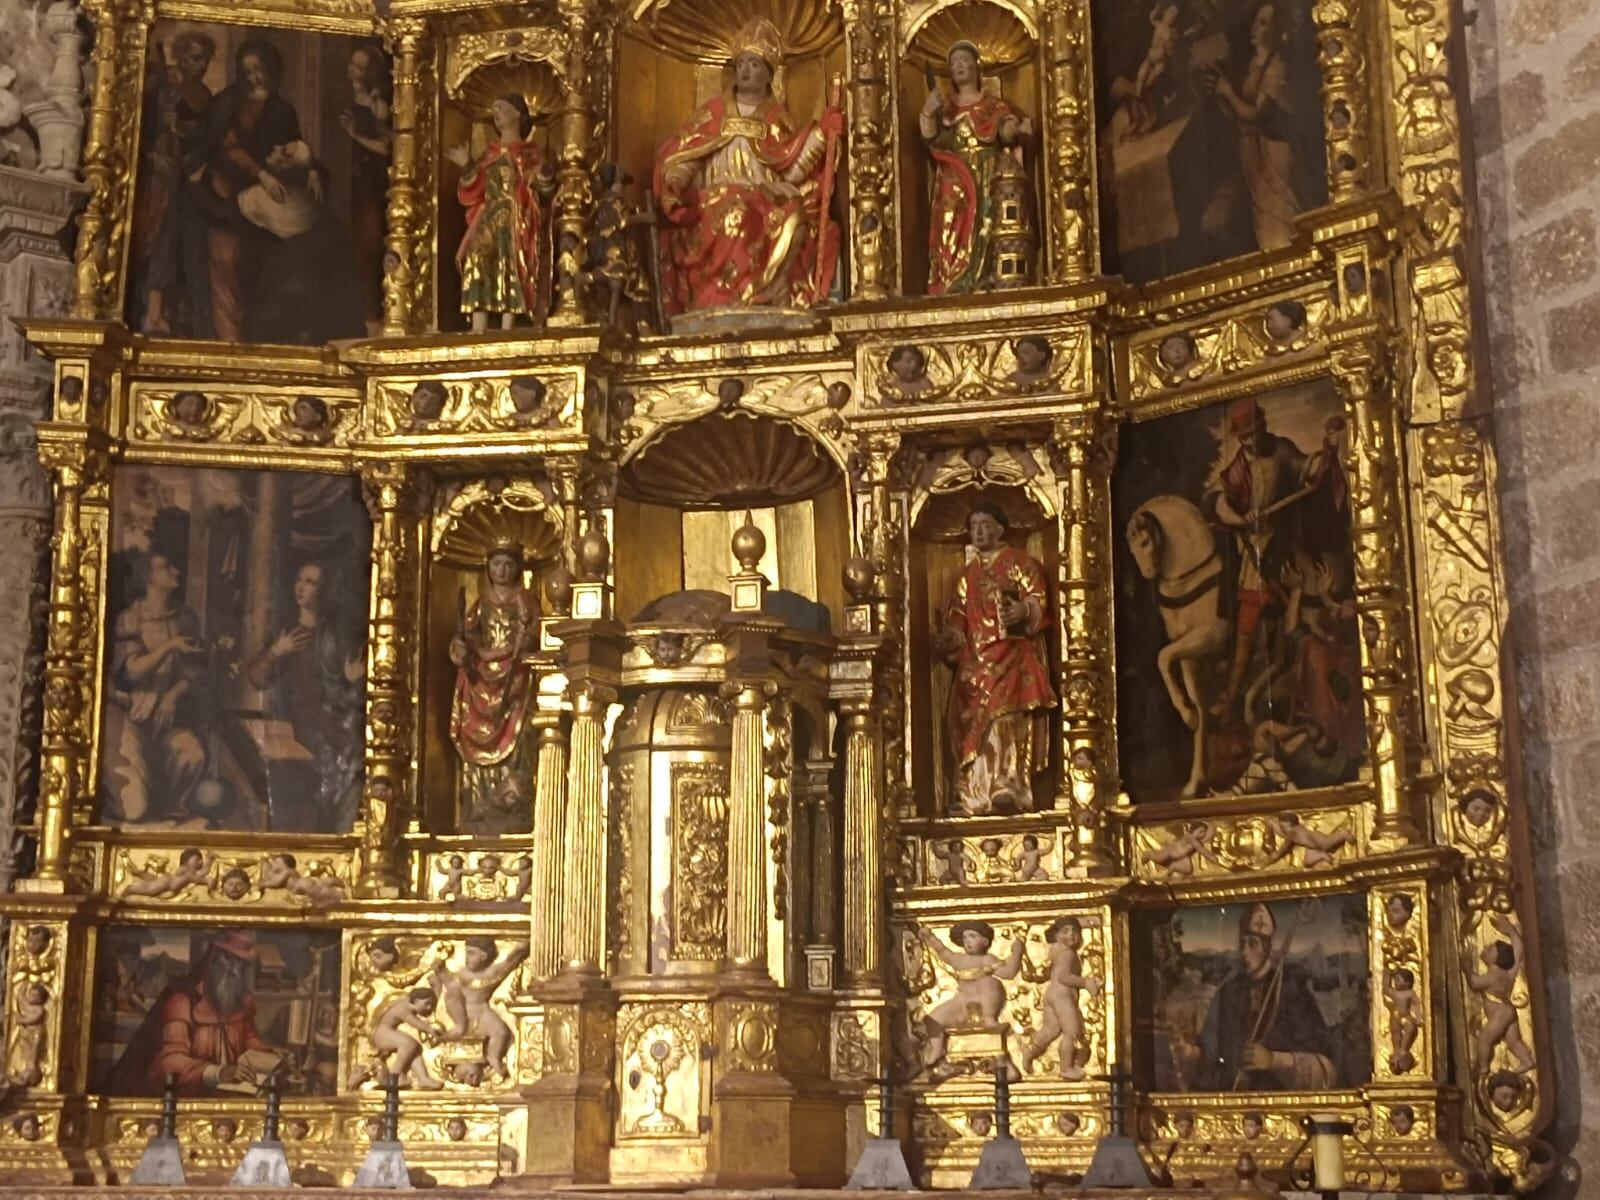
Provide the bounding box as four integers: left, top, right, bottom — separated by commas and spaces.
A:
1052, 411, 1116, 873
562, 680, 613, 973
356, 462, 423, 898
549, 1, 595, 326
1331, 342, 1420, 845
1041, 0, 1096, 282
381, 18, 429, 335
73, 0, 142, 319
842, 0, 893, 299
25, 437, 97, 892
859, 433, 909, 816
1312, 0, 1372, 201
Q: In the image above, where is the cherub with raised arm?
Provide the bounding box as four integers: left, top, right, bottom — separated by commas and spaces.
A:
439, 853, 467, 901
371, 987, 446, 1090
1021, 917, 1103, 1079
1468, 913, 1536, 1074
1144, 821, 1220, 876
1384, 967, 1421, 1074
1257, 814, 1356, 868
122, 847, 212, 898
1012, 833, 1050, 882
432, 937, 529, 1082
917, 920, 1025, 1075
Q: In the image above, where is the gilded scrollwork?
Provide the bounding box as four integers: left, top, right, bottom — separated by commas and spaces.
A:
921, 829, 1059, 884
868, 331, 1090, 406
1126, 293, 1331, 401
671, 763, 729, 960
131, 389, 360, 448
1133, 806, 1360, 880
426, 849, 532, 903
372, 375, 576, 437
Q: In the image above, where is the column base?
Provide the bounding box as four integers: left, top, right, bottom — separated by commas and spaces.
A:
516, 973, 616, 1185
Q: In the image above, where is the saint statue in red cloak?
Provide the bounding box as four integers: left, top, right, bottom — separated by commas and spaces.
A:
934, 504, 1057, 814
449, 539, 538, 833
653, 18, 845, 321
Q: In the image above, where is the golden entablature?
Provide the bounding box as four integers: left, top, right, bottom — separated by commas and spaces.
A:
3, 0, 1549, 1191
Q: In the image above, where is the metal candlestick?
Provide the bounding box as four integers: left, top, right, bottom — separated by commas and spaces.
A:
159, 1072, 179, 1140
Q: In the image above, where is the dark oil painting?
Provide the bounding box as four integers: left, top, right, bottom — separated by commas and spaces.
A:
1134, 895, 1370, 1093
93, 926, 341, 1096
99, 466, 370, 833
1113, 379, 1364, 802
126, 21, 391, 344
1092, 0, 1327, 282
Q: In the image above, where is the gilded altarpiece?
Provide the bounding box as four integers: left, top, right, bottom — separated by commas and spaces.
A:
0, 0, 1553, 1190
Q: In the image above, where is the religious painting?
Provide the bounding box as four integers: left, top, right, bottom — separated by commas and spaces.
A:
98, 466, 371, 833
1112, 378, 1363, 802
126, 21, 390, 344
1092, 0, 1327, 283
91, 926, 341, 1097
1133, 895, 1371, 1092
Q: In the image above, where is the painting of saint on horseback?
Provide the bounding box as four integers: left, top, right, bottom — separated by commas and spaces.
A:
1113, 379, 1364, 801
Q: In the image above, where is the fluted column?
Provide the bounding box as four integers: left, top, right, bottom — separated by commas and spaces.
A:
562, 681, 612, 973
1053, 412, 1116, 874
726, 682, 770, 974
1333, 341, 1421, 845
840, 696, 882, 984
528, 709, 569, 977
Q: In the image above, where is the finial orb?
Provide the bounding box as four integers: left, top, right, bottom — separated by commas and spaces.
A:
732, 511, 765, 571
843, 555, 876, 601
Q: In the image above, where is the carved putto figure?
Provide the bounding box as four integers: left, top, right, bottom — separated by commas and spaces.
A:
432, 937, 528, 1083
450, 539, 539, 833
447, 93, 555, 331
935, 504, 1056, 814
920, 41, 1036, 294
653, 18, 845, 319
1020, 916, 1102, 1079
915, 920, 1023, 1079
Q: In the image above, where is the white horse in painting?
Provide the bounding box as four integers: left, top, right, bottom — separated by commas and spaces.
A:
1125, 495, 1232, 797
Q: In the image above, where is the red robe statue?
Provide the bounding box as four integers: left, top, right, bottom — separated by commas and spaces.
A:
940, 543, 1056, 814
654, 93, 839, 315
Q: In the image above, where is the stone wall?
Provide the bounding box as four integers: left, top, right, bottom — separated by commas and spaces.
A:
1468, 0, 1600, 1191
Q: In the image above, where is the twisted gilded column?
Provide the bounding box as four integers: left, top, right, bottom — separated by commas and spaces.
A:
725, 682, 770, 974
549, 0, 594, 325
840, 695, 882, 984
381, 17, 428, 335
841, 0, 894, 299
1041, 0, 1096, 282
528, 709, 570, 977
1053, 411, 1115, 873
1332, 341, 1420, 845
562, 681, 612, 973
356, 462, 424, 897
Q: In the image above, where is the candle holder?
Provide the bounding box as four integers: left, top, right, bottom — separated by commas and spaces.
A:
128, 1073, 186, 1185
354, 1075, 413, 1189
968, 1062, 1031, 1189
229, 1074, 291, 1188
844, 1075, 915, 1190
1081, 1071, 1154, 1188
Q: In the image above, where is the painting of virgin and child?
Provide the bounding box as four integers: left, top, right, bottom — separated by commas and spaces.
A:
1093, 0, 1327, 282
98, 466, 371, 834
127, 23, 391, 345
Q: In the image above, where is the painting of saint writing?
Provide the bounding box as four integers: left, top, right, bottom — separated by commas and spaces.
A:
1092, 0, 1325, 282
98, 466, 370, 833
93, 928, 341, 1097
127, 22, 390, 344
1134, 897, 1370, 1093
1113, 379, 1364, 802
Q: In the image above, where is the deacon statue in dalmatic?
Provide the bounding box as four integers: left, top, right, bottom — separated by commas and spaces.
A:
935, 504, 1056, 814
653, 18, 846, 318
450, 539, 539, 833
